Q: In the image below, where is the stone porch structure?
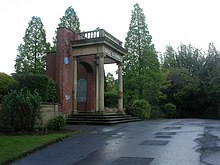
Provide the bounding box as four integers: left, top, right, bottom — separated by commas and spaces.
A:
46, 27, 126, 115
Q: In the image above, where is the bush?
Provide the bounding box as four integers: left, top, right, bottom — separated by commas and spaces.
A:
0, 90, 41, 132
0, 72, 16, 103
13, 74, 49, 102
150, 106, 166, 119
47, 79, 57, 103
164, 102, 177, 118
104, 92, 118, 108
126, 100, 151, 119
47, 115, 66, 131
12, 74, 56, 102
126, 106, 145, 120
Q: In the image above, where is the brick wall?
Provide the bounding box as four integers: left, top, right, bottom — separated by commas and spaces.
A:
46, 52, 56, 80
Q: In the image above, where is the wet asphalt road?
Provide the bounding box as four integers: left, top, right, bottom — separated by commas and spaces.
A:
12, 119, 220, 165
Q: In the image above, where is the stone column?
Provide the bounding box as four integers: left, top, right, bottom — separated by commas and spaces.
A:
73, 56, 78, 114
96, 63, 99, 112
117, 63, 124, 114
98, 54, 105, 113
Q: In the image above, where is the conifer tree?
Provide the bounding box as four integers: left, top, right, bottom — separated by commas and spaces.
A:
15, 16, 50, 73
162, 45, 177, 69
124, 3, 161, 104
58, 6, 80, 31
52, 6, 80, 51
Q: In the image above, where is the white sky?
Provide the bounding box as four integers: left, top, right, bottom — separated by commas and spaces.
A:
1, 0, 220, 75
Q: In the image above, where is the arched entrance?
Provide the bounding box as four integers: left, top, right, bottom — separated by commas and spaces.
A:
77, 58, 96, 112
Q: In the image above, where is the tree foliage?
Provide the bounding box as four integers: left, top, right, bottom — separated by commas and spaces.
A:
105, 73, 117, 92
1, 90, 41, 132
15, 16, 50, 74
58, 6, 80, 32
160, 43, 220, 118
0, 72, 16, 102
123, 3, 161, 105
52, 6, 80, 51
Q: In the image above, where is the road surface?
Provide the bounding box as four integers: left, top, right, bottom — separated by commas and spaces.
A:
12, 119, 220, 165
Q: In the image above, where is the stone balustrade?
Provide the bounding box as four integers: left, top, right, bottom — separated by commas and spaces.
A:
77, 29, 122, 46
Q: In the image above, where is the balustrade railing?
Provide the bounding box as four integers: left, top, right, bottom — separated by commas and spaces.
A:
77, 29, 122, 46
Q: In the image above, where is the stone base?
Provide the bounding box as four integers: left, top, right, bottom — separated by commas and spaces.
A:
72, 109, 78, 115
40, 103, 61, 127
116, 110, 126, 114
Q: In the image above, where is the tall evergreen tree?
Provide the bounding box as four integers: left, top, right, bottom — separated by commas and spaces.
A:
162, 45, 177, 69
176, 44, 204, 75
52, 6, 80, 51
15, 16, 50, 74
123, 3, 161, 104
58, 6, 80, 31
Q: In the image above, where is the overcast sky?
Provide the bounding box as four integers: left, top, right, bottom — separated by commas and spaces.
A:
1, 0, 220, 75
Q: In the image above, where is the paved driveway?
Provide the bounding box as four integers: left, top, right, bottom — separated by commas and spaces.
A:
12, 119, 220, 165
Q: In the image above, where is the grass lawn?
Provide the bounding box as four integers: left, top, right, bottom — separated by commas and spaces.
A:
0, 131, 77, 165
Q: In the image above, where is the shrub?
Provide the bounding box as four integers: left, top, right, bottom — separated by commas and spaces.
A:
12, 74, 56, 102
0, 90, 41, 132
150, 106, 166, 119
47, 79, 57, 103
0, 72, 16, 103
126, 106, 146, 120
104, 92, 118, 108
127, 100, 151, 119
13, 74, 49, 102
164, 102, 177, 118
47, 115, 66, 131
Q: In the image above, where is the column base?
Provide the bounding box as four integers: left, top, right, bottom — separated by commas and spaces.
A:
96, 110, 106, 115
116, 109, 125, 114
72, 109, 78, 114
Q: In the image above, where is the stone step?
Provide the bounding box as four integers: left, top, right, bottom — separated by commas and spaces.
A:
67, 115, 133, 119
66, 117, 138, 122
66, 114, 140, 125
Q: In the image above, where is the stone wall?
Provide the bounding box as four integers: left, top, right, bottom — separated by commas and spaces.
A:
40, 103, 61, 127
0, 103, 61, 128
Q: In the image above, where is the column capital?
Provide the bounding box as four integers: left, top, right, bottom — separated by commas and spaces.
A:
96, 53, 105, 58
117, 62, 123, 66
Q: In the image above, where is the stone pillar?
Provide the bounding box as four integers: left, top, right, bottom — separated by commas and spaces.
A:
98, 54, 105, 113
117, 63, 124, 114
96, 63, 99, 112
72, 56, 78, 114
55, 28, 76, 114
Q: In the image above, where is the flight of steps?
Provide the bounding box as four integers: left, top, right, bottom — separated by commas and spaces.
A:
66, 113, 140, 125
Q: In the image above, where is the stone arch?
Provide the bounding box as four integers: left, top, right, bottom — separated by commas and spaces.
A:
77, 56, 96, 112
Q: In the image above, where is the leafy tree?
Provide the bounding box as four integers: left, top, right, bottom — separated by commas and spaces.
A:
52, 6, 80, 51
176, 44, 205, 76
15, 16, 50, 74
160, 68, 199, 117
0, 72, 16, 102
201, 43, 220, 77
105, 73, 117, 92
160, 43, 220, 118
124, 3, 161, 105
197, 43, 220, 118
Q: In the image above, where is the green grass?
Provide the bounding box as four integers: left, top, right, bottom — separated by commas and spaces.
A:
0, 132, 76, 164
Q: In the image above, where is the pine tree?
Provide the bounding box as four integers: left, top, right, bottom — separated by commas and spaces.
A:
15, 16, 50, 74
52, 6, 80, 51
123, 3, 161, 104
